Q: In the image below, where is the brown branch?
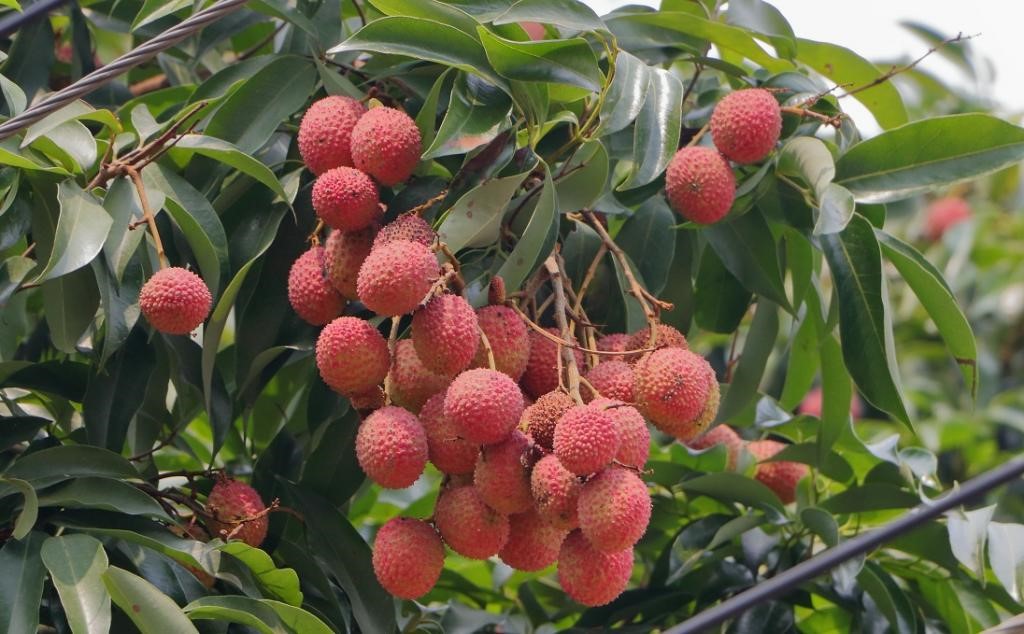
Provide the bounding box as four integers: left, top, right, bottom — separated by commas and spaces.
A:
510, 303, 654, 358
383, 316, 401, 405
780, 106, 844, 129
125, 166, 168, 270
543, 255, 584, 403
841, 32, 977, 98
477, 324, 496, 370
408, 190, 448, 218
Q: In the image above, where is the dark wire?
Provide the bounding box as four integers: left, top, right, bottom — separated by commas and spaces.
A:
0, 0, 71, 39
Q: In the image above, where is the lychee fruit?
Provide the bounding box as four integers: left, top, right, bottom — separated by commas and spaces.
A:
665, 146, 735, 225
687, 424, 743, 470
311, 166, 381, 232
520, 328, 585, 398
686, 377, 720, 442
499, 509, 567, 571
349, 386, 385, 411
205, 479, 268, 547
797, 386, 863, 419
924, 196, 972, 241
578, 467, 651, 553
287, 246, 344, 326
139, 267, 212, 335
748, 439, 808, 504
557, 530, 633, 607
474, 430, 533, 515
298, 95, 366, 175
471, 305, 530, 381
634, 347, 715, 440
389, 339, 450, 414
531, 454, 581, 530
520, 390, 576, 451
356, 239, 439, 316
412, 293, 479, 376
372, 517, 444, 599
350, 106, 421, 186
419, 392, 478, 475
590, 398, 650, 469
373, 213, 435, 249
520, 21, 547, 40
487, 275, 506, 305
584, 360, 635, 403
444, 368, 524, 445
433, 485, 509, 559
597, 333, 630, 354
710, 88, 782, 164
355, 406, 428, 489
553, 405, 620, 476
324, 227, 376, 300
624, 323, 688, 361
315, 316, 390, 396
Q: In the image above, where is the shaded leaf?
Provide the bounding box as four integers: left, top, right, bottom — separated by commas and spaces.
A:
102, 567, 199, 634
0, 531, 46, 634
40, 535, 111, 634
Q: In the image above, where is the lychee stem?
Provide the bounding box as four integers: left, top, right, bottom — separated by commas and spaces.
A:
543, 255, 583, 404
477, 324, 497, 371
382, 315, 401, 406
308, 219, 324, 247
127, 166, 168, 270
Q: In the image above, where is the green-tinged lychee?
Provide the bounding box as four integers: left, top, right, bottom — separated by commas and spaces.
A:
373, 213, 435, 249
665, 146, 735, 225
521, 390, 575, 451
287, 246, 344, 326
324, 227, 376, 300
499, 509, 567, 571
590, 398, 650, 469
350, 107, 421, 186
584, 360, 635, 403
356, 239, 439, 316
531, 454, 581, 530
557, 530, 633, 607
710, 88, 782, 164
420, 391, 478, 475
298, 95, 366, 175
205, 479, 268, 547
315, 316, 390, 396
577, 467, 651, 552
687, 423, 743, 470
471, 305, 531, 381
597, 333, 630, 354
444, 368, 524, 445
311, 166, 381, 232
634, 348, 715, 439
372, 517, 444, 599
355, 406, 428, 489
521, 328, 585, 398
685, 377, 720, 442
139, 267, 212, 335
434, 485, 509, 559
624, 324, 688, 361
389, 339, 450, 414
412, 293, 479, 376
474, 430, 533, 515
748, 439, 808, 504
553, 405, 620, 476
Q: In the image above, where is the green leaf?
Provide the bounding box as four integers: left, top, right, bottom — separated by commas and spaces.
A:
438, 164, 532, 253
835, 114, 1024, 202
36, 477, 168, 520
415, 68, 453, 150
987, 522, 1024, 601
493, 0, 606, 32
219, 542, 302, 607
726, 0, 797, 58
0, 72, 26, 116
621, 67, 682, 189
183, 596, 284, 634
680, 472, 785, 513
0, 255, 34, 306
796, 38, 907, 130
29, 181, 112, 285
716, 302, 778, 422
424, 73, 511, 159
947, 505, 995, 579
767, 442, 853, 483
42, 265, 99, 354
102, 566, 199, 634
0, 477, 36, 539
83, 328, 155, 450
0, 416, 48, 450
40, 535, 111, 634
800, 507, 838, 547
367, 0, 481, 37
0, 531, 46, 634
877, 231, 977, 397
101, 177, 152, 284
820, 214, 910, 426
857, 562, 918, 633
169, 135, 289, 202
262, 600, 335, 634
705, 211, 790, 310
0, 446, 139, 495
598, 51, 649, 135
615, 197, 675, 295
131, 0, 190, 30
496, 167, 558, 291
694, 246, 750, 334
818, 333, 851, 455
778, 311, 818, 410
821, 483, 919, 513
477, 27, 602, 91
251, 0, 322, 44
554, 139, 609, 213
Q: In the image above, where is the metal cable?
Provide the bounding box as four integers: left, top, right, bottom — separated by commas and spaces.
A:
0, 0, 72, 39
0, 0, 250, 140
667, 453, 1024, 633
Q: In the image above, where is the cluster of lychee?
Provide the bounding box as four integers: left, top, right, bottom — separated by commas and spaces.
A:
666, 88, 782, 225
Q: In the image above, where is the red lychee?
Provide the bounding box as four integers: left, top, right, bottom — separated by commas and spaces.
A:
531, 454, 581, 530
298, 95, 366, 175
553, 405, 620, 476
520, 390, 576, 451
324, 227, 376, 300
412, 293, 479, 376
356, 239, 439, 316
373, 213, 435, 249
434, 485, 509, 559
590, 398, 650, 469
355, 406, 428, 489
139, 267, 212, 335
499, 509, 566, 571
797, 386, 863, 419
287, 246, 344, 326
578, 467, 651, 553
350, 107, 421, 186
924, 196, 972, 241
520, 328, 585, 399
748, 439, 808, 504
471, 305, 531, 381
444, 368, 524, 445
687, 424, 743, 470
474, 430, 533, 515
315, 316, 390, 396
624, 323, 688, 361
205, 479, 268, 547
372, 517, 444, 599
389, 339, 450, 414
420, 392, 478, 475
597, 333, 630, 354
311, 166, 381, 232
665, 146, 735, 225
633, 347, 716, 440
584, 360, 635, 403
557, 530, 633, 607
710, 88, 782, 164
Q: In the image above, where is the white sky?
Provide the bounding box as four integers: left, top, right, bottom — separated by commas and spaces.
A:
584, 1, 1024, 125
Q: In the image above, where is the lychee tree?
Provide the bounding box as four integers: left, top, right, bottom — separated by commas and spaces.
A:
0, 0, 1023, 632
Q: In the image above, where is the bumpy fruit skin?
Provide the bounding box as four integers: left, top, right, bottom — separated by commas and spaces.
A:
521, 390, 575, 451
748, 439, 808, 504
591, 398, 650, 468
558, 530, 633, 607
139, 267, 212, 335
584, 361, 635, 403
531, 454, 581, 529
298, 96, 366, 175
686, 377, 720, 442
206, 479, 268, 547
356, 239, 439, 316
665, 146, 736, 225
597, 333, 630, 354
287, 246, 344, 326
471, 305, 530, 380
624, 324, 688, 361
315, 316, 390, 395
412, 294, 479, 376
311, 167, 381, 232
924, 196, 972, 241
578, 467, 651, 552
374, 214, 434, 249
499, 509, 567, 571
356, 406, 428, 489
434, 485, 509, 559
521, 328, 585, 398
324, 227, 376, 300
444, 368, 524, 445
710, 88, 782, 164
474, 430, 533, 515
420, 392, 478, 475
553, 405, 620, 476
634, 348, 715, 440
687, 424, 743, 470
389, 340, 450, 414
351, 107, 421, 186
372, 518, 444, 599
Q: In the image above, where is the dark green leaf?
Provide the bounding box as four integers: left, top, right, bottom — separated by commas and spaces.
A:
778, 311, 818, 410
36, 477, 167, 519
423, 73, 511, 159
0, 416, 47, 450
615, 197, 675, 295
0, 446, 139, 496
555, 140, 609, 213
0, 531, 46, 634
857, 562, 918, 634
694, 246, 750, 334
103, 566, 199, 634
681, 472, 785, 513
29, 181, 112, 285
40, 534, 111, 634
726, 600, 793, 634
598, 51, 649, 135
821, 483, 919, 513
477, 27, 602, 91
621, 68, 682, 189
83, 328, 155, 451
767, 442, 853, 483
726, 0, 796, 58
415, 68, 453, 150
717, 302, 778, 422
0, 477, 36, 539
705, 211, 790, 310
800, 507, 838, 547
169, 135, 289, 202
493, 0, 606, 32
496, 167, 558, 291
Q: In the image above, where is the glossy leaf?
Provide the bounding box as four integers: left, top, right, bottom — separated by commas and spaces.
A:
717, 302, 778, 422
800, 507, 839, 547
948, 505, 995, 579
493, 0, 606, 32
40, 535, 111, 634
0, 531, 46, 634
681, 472, 785, 513
102, 567, 199, 634
0, 446, 138, 495
726, 0, 797, 58
496, 167, 558, 291
705, 211, 790, 310
36, 477, 168, 519
367, 0, 481, 37
615, 197, 675, 295
219, 542, 302, 607
83, 328, 154, 450
0, 477, 36, 539
598, 51, 649, 135
555, 140, 609, 213
169, 135, 289, 202
621, 67, 682, 189
423, 73, 511, 159
29, 181, 112, 285
477, 27, 602, 91
694, 246, 751, 334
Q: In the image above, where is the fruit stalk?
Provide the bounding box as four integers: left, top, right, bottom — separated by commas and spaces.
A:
542, 255, 583, 403
126, 166, 168, 270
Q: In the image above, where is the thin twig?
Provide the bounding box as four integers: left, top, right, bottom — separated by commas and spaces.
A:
125, 166, 168, 270
478, 324, 496, 371
841, 32, 977, 98
383, 316, 401, 405
543, 255, 583, 403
